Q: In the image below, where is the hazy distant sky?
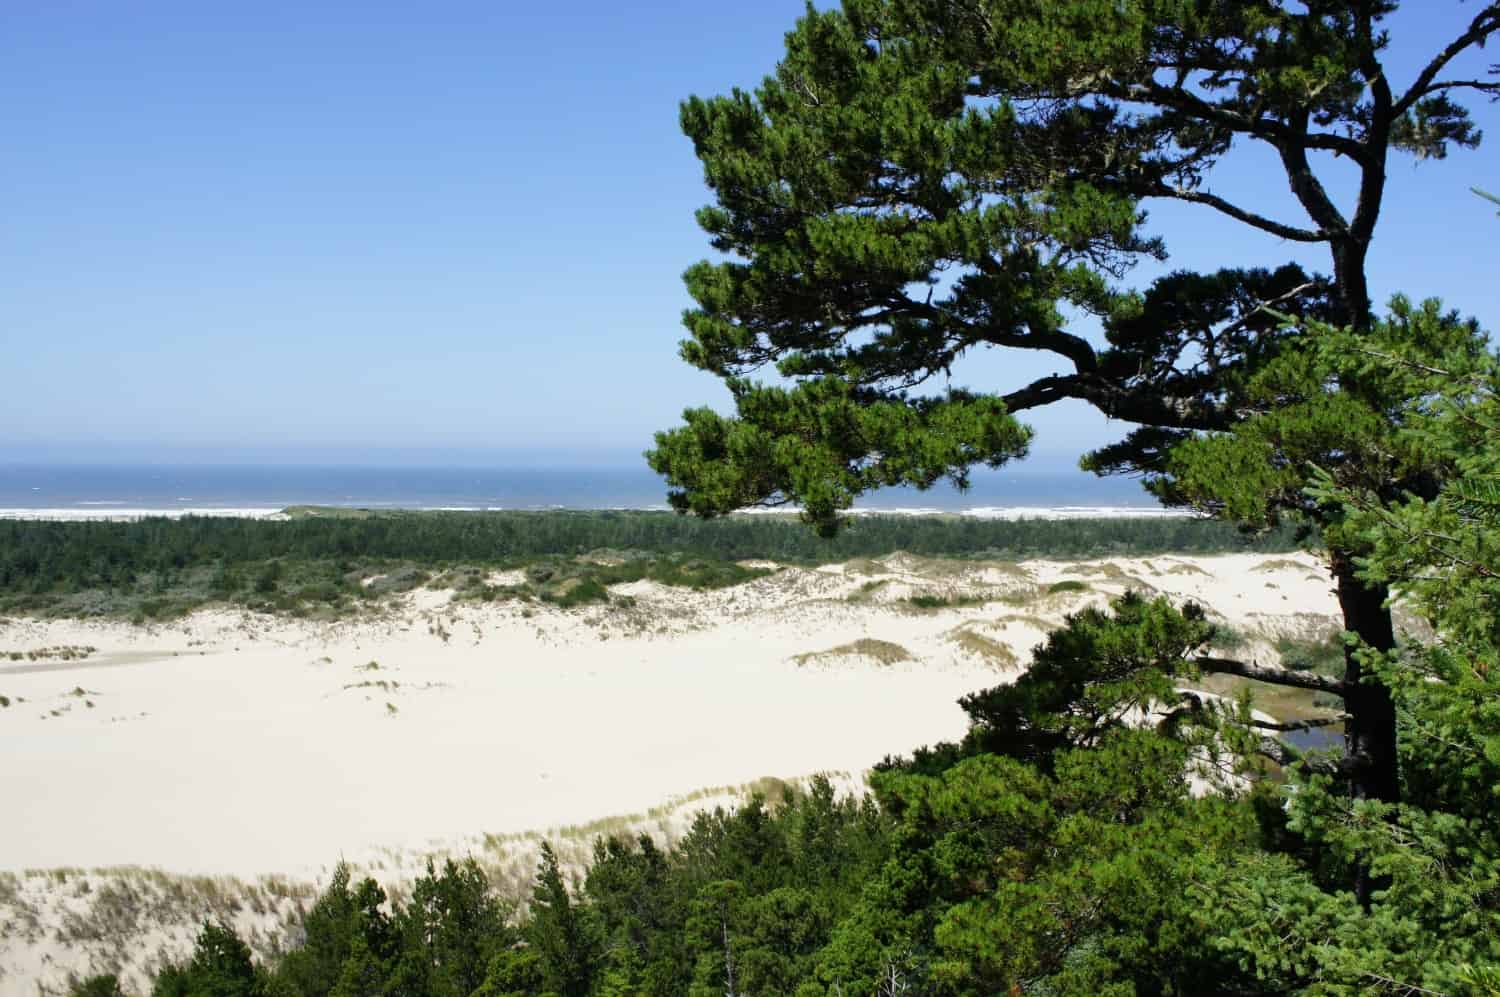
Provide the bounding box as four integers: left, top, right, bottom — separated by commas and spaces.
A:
3, 2, 1496, 469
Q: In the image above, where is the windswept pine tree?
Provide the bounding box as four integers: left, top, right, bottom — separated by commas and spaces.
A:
648, 0, 1500, 834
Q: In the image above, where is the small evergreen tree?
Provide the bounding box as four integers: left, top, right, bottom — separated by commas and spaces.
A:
152, 922, 261, 997
68, 975, 127, 997
527, 842, 602, 997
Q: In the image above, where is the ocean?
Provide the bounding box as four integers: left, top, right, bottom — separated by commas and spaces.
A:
0, 463, 1171, 519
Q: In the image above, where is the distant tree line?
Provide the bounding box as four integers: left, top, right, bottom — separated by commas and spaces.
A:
0, 510, 1297, 601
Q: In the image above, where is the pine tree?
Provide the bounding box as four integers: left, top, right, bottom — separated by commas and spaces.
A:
527, 843, 602, 997
649, 0, 1500, 823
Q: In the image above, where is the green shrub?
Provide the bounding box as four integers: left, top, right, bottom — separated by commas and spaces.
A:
540, 577, 609, 607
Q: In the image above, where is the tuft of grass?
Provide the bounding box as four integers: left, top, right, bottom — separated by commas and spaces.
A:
844, 578, 892, 604
591, 557, 775, 591
363, 567, 430, 596
345, 680, 400, 692
1, 645, 98, 661
946, 628, 1019, 668
995, 612, 1056, 632
997, 586, 1042, 607
907, 592, 990, 610
539, 577, 610, 608
455, 583, 529, 604
1047, 580, 1089, 594
794, 638, 914, 667
1255, 558, 1310, 572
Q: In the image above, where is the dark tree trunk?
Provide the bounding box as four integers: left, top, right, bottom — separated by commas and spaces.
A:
1330, 548, 1400, 907
1326, 239, 1397, 798
1330, 238, 1374, 330
1331, 551, 1399, 803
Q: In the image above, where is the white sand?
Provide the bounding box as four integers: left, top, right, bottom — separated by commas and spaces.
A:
0, 551, 1338, 994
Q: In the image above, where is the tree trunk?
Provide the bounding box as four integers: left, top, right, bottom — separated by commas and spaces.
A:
1330, 549, 1399, 907
1330, 549, 1399, 803
1330, 238, 1374, 330
1325, 230, 1394, 809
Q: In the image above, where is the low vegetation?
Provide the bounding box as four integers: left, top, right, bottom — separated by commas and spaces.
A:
2, 645, 96, 662
946, 626, 1021, 668
793, 638, 914, 667
0, 512, 1298, 622
455, 556, 774, 610
905, 591, 997, 610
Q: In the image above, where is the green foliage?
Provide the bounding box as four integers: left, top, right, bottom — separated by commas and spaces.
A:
240, 860, 515, 997
68, 975, 127, 997
274, 865, 358, 997
811, 730, 1261, 994
0, 511, 1299, 619
537, 576, 611, 608
1163, 309, 1500, 992
1153, 297, 1491, 534
954, 592, 1214, 765
649, 0, 1498, 530
1274, 631, 1347, 679
473, 946, 543, 997
526, 843, 602, 997
152, 922, 263, 997
906, 592, 988, 609
655, 383, 1031, 534
385, 859, 513, 997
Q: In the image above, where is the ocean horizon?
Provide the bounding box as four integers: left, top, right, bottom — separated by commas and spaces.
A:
0, 462, 1174, 520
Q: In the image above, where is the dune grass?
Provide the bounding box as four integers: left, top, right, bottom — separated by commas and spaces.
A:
794, 638, 914, 668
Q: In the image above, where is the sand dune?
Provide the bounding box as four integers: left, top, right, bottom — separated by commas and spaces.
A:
0, 551, 1339, 994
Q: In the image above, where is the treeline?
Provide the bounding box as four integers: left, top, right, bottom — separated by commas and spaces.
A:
75, 778, 889, 997
73, 732, 1285, 997
0, 509, 1299, 596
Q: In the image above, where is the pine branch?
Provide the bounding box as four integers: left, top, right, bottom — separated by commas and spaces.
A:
1117, 81, 1368, 161
1395, 5, 1500, 117
1417, 79, 1500, 99
1448, 478, 1500, 532
1001, 373, 1234, 431
1147, 184, 1327, 242
1249, 715, 1347, 733
1195, 656, 1348, 696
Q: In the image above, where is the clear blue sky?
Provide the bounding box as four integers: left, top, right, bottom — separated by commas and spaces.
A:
2, 2, 1496, 469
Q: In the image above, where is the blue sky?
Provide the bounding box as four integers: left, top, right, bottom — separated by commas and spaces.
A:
2, 1, 1496, 470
